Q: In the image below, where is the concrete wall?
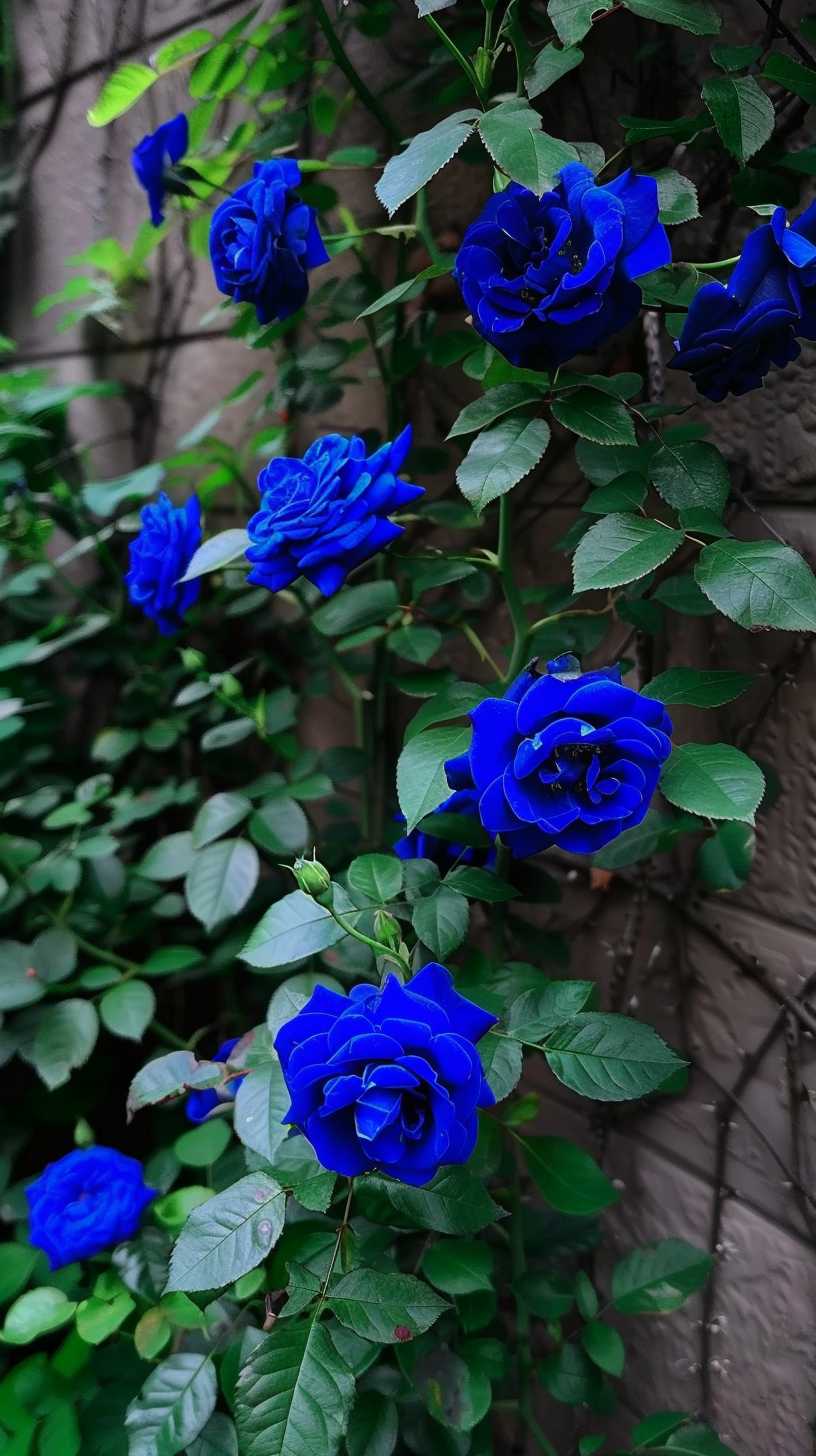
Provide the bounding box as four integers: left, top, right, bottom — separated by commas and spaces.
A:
8, 2, 816, 1453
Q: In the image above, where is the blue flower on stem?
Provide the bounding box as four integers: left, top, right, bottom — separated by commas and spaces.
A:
125, 493, 202, 636
131, 114, 189, 227
27, 1147, 154, 1269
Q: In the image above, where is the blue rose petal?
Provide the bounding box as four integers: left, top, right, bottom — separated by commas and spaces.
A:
26, 1147, 155, 1270
125, 492, 202, 636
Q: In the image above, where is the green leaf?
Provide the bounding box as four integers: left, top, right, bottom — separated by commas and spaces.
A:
521, 1135, 617, 1213
174, 1118, 232, 1168
185, 839, 259, 931
477, 100, 577, 192
447, 383, 544, 439
367, 1168, 504, 1233
138, 831, 197, 882
612, 1238, 713, 1314
329, 1268, 449, 1341
641, 1421, 739, 1454
240, 890, 346, 969
347, 854, 403, 904
513, 1268, 575, 1318
701, 75, 774, 163
142, 946, 204, 977
652, 168, 700, 224
423, 1239, 493, 1296
631, 1412, 695, 1447
153, 28, 214, 72
192, 792, 252, 849
178, 529, 250, 582
573, 514, 683, 590
582, 1320, 625, 1377
376, 111, 480, 216
625, 0, 721, 31
697, 820, 755, 890
249, 797, 310, 856
525, 42, 584, 97
444, 866, 518, 901
456, 414, 551, 514
125, 1353, 217, 1456
358, 259, 455, 318
642, 667, 753, 706
653, 572, 715, 616
388, 625, 442, 664
87, 62, 156, 125
166, 1172, 286, 1292
28, 999, 99, 1090
0, 1288, 77, 1345
649, 441, 729, 515
76, 1289, 136, 1345
477, 1032, 523, 1101
763, 52, 816, 107
694, 537, 816, 630
312, 579, 399, 635
127, 1050, 223, 1119
0, 941, 46, 1010
396, 725, 471, 833
234, 1063, 291, 1164
543, 1012, 684, 1099
538, 1344, 603, 1405
551, 388, 637, 446
404, 682, 491, 742
660, 742, 765, 823
548, 0, 613, 47
507, 981, 597, 1040
30, 926, 77, 982
100, 980, 156, 1041
235, 1320, 355, 1456
413, 884, 469, 957
82, 463, 164, 516
407, 1345, 491, 1430
188, 1414, 239, 1456
0, 1244, 37, 1304
712, 41, 762, 71
346, 1391, 398, 1456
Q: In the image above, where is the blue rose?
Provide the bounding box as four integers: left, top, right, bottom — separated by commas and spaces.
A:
125, 492, 202, 636
394, 788, 496, 873
445, 656, 672, 858
453, 163, 670, 371
209, 158, 329, 325
26, 1147, 154, 1270
670, 202, 816, 401
131, 114, 188, 228
186, 1038, 244, 1124
274, 963, 497, 1187
245, 425, 424, 597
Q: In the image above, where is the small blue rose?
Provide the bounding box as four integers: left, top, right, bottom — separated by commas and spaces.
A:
274, 963, 497, 1187
186, 1038, 244, 1124
131, 114, 188, 228
394, 788, 496, 873
445, 656, 672, 858
454, 163, 670, 371
245, 425, 424, 597
26, 1147, 154, 1270
670, 202, 816, 401
210, 158, 329, 325
125, 492, 202, 636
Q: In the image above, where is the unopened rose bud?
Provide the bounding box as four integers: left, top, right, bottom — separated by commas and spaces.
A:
292, 857, 333, 905
180, 648, 205, 672
373, 910, 402, 951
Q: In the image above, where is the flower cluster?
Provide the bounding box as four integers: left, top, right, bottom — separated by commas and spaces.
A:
446, 656, 672, 858
245, 426, 424, 597
670, 201, 816, 400
454, 163, 670, 371
27, 1147, 154, 1269
274, 963, 496, 1186
125, 493, 202, 636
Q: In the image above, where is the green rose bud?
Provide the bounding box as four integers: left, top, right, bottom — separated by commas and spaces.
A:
292, 856, 333, 905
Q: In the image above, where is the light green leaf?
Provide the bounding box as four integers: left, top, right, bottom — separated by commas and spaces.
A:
125, 1353, 217, 1456
185, 839, 259, 931
573, 514, 683, 590
612, 1238, 713, 1314
649, 440, 729, 515
447, 383, 544, 439
521, 1135, 617, 1213
249, 797, 310, 856
178, 529, 250, 583
192, 792, 252, 850
127, 1050, 223, 1119
396, 725, 471, 833
87, 62, 157, 126
234, 1063, 291, 1165
137, 831, 197, 882
456, 414, 551, 514
76, 1289, 135, 1345
543, 1012, 684, 1099
82, 463, 164, 516
166, 1172, 286, 1292
174, 1118, 231, 1169
525, 42, 584, 97
661, 742, 764, 823
701, 74, 774, 163
240, 890, 346, 969
329, 1268, 449, 1342
695, 537, 816, 631
153, 28, 214, 72
347, 854, 404, 904
477, 100, 577, 192
412, 884, 469, 958
551, 387, 637, 446
235, 1320, 355, 1456
376, 111, 480, 216
100, 980, 156, 1042
0, 1287, 77, 1345
642, 667, 754, 706
29, 927, 77, 982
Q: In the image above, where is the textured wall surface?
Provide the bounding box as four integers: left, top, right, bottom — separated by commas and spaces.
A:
8, 2, 816, 1454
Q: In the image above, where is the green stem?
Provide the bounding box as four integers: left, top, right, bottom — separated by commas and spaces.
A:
330, 910, 408, 972
323, 225, 416, 242
149, 1020, 190, 1050
425, 13, 488, 105
309, 0, 402, 143
498, 494, 530, 682
510, 1160, 560, 1456
315, 1179, 356, 1313
680, 255, 740, 271
460, 621, 504, 680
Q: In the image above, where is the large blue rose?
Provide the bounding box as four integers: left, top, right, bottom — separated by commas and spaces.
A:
245, 425, 424, 597
125, 493, 202, 636
26, 1147, 154, 1270
131, 114, 188, 228
670, 201, 816, 401
186, 1038, 245, 1124
445, 656, 672, 857
274, 963, 497, 1187
210, 158, 329, 325
453, 163, 670, 370
394, 788, 496, 873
